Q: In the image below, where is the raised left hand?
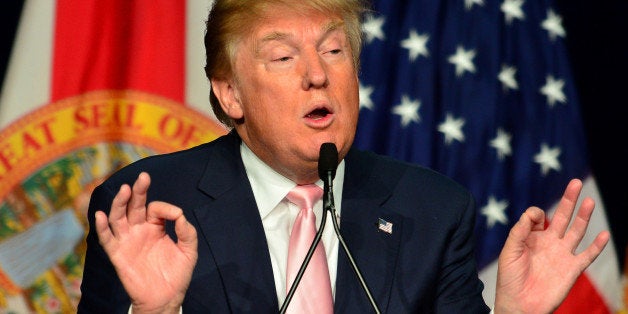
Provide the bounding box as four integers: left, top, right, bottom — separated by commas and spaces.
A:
494, 178, 609, 314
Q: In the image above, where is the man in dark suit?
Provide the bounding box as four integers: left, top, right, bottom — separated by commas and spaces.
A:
78, 0, 609, 313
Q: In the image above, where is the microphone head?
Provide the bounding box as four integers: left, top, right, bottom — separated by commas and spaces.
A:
318, 143, 338, 181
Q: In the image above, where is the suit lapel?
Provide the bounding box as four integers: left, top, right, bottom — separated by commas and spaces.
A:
191, 134, 278, 312
334, 149, 403, 313
183, 136, 403, 312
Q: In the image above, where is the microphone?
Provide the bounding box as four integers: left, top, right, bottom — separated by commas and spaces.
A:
318, 142, 338, 210
318, 143, 381, 314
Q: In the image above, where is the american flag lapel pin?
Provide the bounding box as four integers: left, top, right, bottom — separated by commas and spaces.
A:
378, 218, 393, 234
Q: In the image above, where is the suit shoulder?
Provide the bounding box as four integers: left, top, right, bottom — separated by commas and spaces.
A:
101, 134, 236, 188
348, 148, 469, 196
345, 148, 476, 232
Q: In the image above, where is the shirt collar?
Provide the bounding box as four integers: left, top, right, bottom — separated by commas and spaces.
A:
240, 142, 344, 220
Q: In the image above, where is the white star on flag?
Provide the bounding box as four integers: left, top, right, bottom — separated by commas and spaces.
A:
540, 75, 567, 107
359, 83, 375, 110
498, 64, 518, 91
542, 9, 566, 41
534, 143, 562, 175
465, 0, 485, 10
401, 30, 429, 62
481, 196, 509, 228
501, 0, 526, 24
362, 14, 386, 43
438, 113, 465, 145
392, 95, 421, 127
448, 45, 476, 77
490, 128, 512, 160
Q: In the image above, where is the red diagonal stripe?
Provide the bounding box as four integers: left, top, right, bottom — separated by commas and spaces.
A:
554, 273, 611, 314
52, 0, 185, 103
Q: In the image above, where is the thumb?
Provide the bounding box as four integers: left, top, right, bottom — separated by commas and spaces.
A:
502, 206, 545, 258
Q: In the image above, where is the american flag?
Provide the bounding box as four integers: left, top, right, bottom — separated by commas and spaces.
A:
354, 0, 623, 312
378, 218, 393, 234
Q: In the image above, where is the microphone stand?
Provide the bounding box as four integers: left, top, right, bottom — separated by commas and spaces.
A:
279, 143, 380, 313
323, 171, 381, 314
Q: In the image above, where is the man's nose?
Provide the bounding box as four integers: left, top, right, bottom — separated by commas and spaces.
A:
301, 52, 329, 90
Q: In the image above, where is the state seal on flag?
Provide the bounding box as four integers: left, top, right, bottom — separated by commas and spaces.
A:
0, 90, 226, 312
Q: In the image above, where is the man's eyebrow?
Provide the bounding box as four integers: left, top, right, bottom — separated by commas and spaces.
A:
322, 20, 344, 35
317, 20, 347, 46
260, 31, 290, 43
254, 20, 346, 54
255, 31, 291, 55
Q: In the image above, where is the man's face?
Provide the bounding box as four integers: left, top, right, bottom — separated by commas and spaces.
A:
217, 8, 359, 183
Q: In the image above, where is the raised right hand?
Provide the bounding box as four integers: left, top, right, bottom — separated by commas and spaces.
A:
95, 172, 198, 314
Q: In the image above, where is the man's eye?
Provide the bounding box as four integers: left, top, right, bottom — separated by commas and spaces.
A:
274, 56, 292, 62
328, 49, 342, 55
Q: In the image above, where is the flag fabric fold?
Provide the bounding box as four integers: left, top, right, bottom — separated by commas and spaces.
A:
355, 0, 623, 312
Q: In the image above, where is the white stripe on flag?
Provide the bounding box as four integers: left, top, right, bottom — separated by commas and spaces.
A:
0, 0, 54, 128
185, 0, 218, 119
579, 177, 623, 310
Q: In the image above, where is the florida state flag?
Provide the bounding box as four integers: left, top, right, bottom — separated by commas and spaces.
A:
0, 1, 226, 312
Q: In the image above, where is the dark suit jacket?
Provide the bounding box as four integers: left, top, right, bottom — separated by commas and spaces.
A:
78, 132, 490, 313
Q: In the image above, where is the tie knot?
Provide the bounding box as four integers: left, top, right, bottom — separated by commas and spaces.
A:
286, 184, 323, 211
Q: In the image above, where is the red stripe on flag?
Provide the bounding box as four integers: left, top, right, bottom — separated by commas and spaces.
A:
52, 0, 185, 103
554, 273, 611, 314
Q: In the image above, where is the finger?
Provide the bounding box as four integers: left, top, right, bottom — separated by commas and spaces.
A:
109, 184, 132, 235
527, 207, 547, 232
576, 230, 609, 271
503, 206, 545, 255
146, 201, 198, 253
547, 179, 582, 238
127, 172, 151, 225
95, 210, 116, 250
146, 201, 184, 223
519, 206, 546, 232
563, 197, 595, 252
174, 211, 198, 259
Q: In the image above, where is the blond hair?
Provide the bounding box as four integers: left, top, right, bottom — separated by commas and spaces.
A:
203, 0, 369, 127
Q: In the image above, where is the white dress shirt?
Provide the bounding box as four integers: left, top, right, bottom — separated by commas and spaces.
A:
240, 143, 343, 307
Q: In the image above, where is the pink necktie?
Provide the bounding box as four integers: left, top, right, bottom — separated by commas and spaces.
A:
285, 184, 333, 314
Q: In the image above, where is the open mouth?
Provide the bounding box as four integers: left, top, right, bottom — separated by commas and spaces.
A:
306, 108, 331, 120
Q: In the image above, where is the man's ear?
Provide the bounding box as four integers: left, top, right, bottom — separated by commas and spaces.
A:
211, 78, 244, 120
